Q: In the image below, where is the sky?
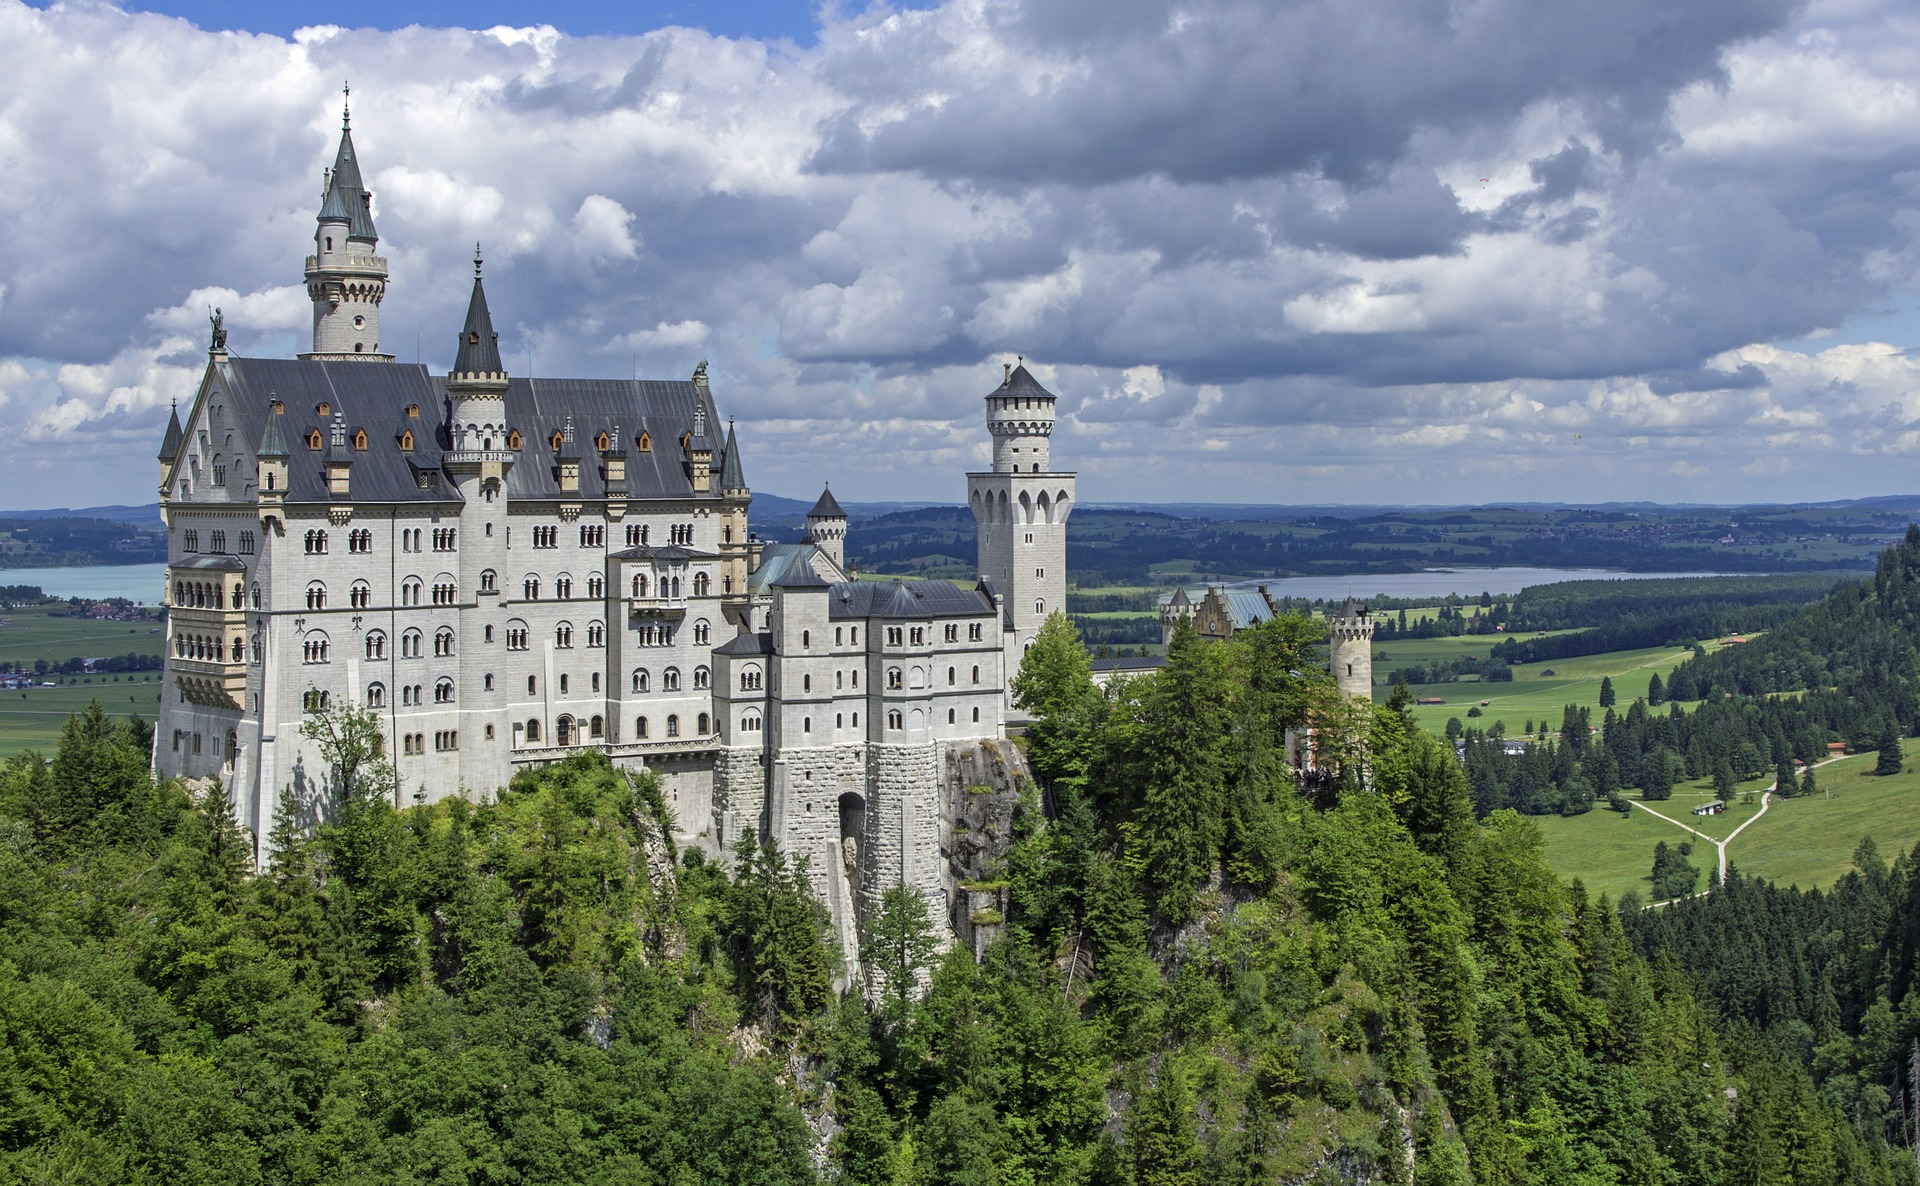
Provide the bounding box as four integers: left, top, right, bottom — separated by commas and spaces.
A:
3, 0, 1920, 509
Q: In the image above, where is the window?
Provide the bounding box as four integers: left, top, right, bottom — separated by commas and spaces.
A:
533, 526, 558, 549
803, 674, 811, 693
302, 635, 330, 663
636, 716, 649, 738
435, 678, 454, 704
888, 668, 903, 690
631, 573, 649, 598
555, 576, 573, 600
480, 569, 497, 593
625, 524, 646, 546
523, 577, 541, 600
528, 675, 538, 695
506, 624, 529, 651
508, 430, 523, 450
303, 529, 325, 554
948, 667, 955, 686
969, 623, 983, 641
693, 666, 709, 689
1036, 598, 1045, 615
484, 673, 494, 691
587, 574, 603, 599
888, 710, 902, 730
209, 529, 226, 553
636, 431, 651, 452
434, 628, 455, 657
433, 527, 456, 551
693, 572, 710, 597
851, 628, 859, 645
663, 668, 681, 691
590, 715, 604, 738
739, 668, 760, 691
366, 632, 387, 660
591, 671, 601, 692
401, 579, 422, 606
401, 630, 422, 659
971, 665, 980, 684
945, 624, 958, 643
579, 525, 604, 547
803, 717, 811, 734
349, 581, 371, 609
633, 669, 650, 692
555, 622, 573, 648
587, 621, 604, 647
303, 689, 331, 712
887, 627, 902, 646
525, 718, 540, 741
1036, 567, 1045, 579
666, 715, 680, 738
948, 708, 956, 724
801, 629, 810, 649
435, 730, 459, 751
911, 628, 925, 645
239, 530, 255, 554
698, 712, 710, 734
972, 707, 980, 723
738, 713, 760, 733
349, 528, 372, 553
305, 581, 327, 610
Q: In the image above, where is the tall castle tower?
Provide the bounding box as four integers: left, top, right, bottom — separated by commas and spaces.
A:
1326, 597, 1375, 700
805, 486, 848, 572
301, 96, 392, 361
967, 361, 1075, 684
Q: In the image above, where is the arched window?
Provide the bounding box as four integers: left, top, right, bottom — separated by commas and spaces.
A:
948, 666, 956, 686
693, 666, 709, 689
635, 716, 649, 738
698, 712, 710, 734
555, 622, 573, 648
480, 569, 497, 593
887, 668, 903, 690
739, 666, 761, 691
632, 669, 649, 692
305, 581, 327, 610
556, 575, 573, 600
666, 714, 680, 738
402, 629, 422, 659
663, 667, 681, 691
587, 621, 604, 647
435, 678, 455, 704
632, 573, 650, 598
350, 580, 370, 609
694, 620, 710, 645
302, 633, 330, 664
209, 529, 226, 553
525, 718, 541, 741
434, 628, 455, 657
739, 711, 760, 733
508, 430, 522, 450
1036, 598, 1045, 616
367, 682, 385, 707
366, 631, 386, 660
693, 572, 710, 597
590, 715, 604, 738
524, 576, 541, 600
587, 574, 604, 599
972, 665, 980, 684
948, 708, 956, 724
887, 710, 902, 730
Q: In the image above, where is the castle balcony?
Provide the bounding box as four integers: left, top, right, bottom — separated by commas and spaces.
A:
510, 734, 719, 767
166, 604, 247, 630
445, 449, 516, 466
628, 596, 688, 620
304, 253, 388, 274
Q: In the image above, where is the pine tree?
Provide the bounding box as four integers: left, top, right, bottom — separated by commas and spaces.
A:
1874, 724, 1904, 776
1647, 673, 1665, 706
1800, 766, 1818, 798
1599, 676, 1616, 708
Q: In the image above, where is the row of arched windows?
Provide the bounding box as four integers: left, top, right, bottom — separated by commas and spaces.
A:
172, 633, 243, 663
630, 666, 707, 692
172, 579, 244, 609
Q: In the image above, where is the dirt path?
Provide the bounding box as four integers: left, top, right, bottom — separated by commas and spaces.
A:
1635, 754, 1844, 904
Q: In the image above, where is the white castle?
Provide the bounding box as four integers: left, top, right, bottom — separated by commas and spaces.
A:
153, 105, 1074, 955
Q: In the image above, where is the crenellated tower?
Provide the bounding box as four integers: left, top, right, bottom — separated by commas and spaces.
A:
1325, 597, 1375, 701
301, 95, 391, 361
966, 360, 1075, 687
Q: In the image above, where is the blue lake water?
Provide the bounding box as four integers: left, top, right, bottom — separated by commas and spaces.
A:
2, 563, 168, 603
1225, 567, 1742, 603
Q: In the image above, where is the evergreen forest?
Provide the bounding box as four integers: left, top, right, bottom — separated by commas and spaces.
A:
4, 581, 1920, 1180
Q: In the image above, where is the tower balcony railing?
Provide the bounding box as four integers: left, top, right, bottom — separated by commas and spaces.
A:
304, 253, 388, 273
166, 604, 248, 629
444, 449, 517, 466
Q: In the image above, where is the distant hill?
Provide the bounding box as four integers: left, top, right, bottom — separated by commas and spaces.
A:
2, 504, 164, 528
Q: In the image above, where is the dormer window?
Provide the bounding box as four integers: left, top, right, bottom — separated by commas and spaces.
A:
352, 429, 368, 451
468, 332, 480, 345
307, 429, 323, 451
406, 404, 419, 419
550, 431, 565, 451
508, 430, 523, 450
269, 398, 284, 415
596, 431, 610, 451
399, 430, 414, 451
316, 401, 331, 417
636, 431, 651, 452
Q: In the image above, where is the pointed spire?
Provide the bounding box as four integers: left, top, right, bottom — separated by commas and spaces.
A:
157, 399, 184, 462
453, 245, 505, 377
317, 86, 377, 242
256, 397, 290, 459
720, 418, 746, 490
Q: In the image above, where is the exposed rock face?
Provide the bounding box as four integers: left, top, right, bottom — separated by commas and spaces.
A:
939, 738, 1031, 958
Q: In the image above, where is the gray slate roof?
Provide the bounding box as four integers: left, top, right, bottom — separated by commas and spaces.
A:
256, 406, 290, 459
747, 543, 827, 594
825, 579, 994, 621
718, 421, 745, 490
158, 403, 184, 462
207, 356, 724, 506
1222, 589, 1275, 630
321, 122, 378, 241
714, 629, 774, 657
996, 363, 1054, 399
807, 486, 845, 519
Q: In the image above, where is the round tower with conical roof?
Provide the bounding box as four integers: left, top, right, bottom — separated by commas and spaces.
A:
966, 359, 1076, 688
806, 485, 848, 572
302, 95, 392, 361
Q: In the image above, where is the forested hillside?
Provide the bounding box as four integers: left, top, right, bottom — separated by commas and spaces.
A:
3, 610, 1916, 1182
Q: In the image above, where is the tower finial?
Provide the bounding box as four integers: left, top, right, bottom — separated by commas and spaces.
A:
474, 242, 483, 278
342, 80, 351, 129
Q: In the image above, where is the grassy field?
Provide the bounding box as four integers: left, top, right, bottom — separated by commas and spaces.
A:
0, 605, 165, 667
1399, 636, 1745, 736
1531, 754, 1920, 899
0, 680, 164, 758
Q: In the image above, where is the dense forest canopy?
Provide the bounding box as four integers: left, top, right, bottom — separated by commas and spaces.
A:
0, 594, 1917, 1180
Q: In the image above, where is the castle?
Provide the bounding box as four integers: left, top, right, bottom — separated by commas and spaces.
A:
153, 104, 1073, 958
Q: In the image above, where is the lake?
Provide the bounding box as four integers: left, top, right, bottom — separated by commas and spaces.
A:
1226, 567, 1741, 603
2, 563, 168, 603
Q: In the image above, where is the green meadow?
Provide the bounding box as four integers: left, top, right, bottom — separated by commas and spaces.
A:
0, 680, 164, 758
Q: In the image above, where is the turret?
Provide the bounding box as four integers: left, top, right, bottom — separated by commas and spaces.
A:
256, 396, 290, 516
324, 415, 353, 499
987, 358, 1056, 473
805, 485, 847, 572
684, 369, 713, 493
1326, 596, 1375, 701
444, 248, 512, 487
301, 93, 392, 361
